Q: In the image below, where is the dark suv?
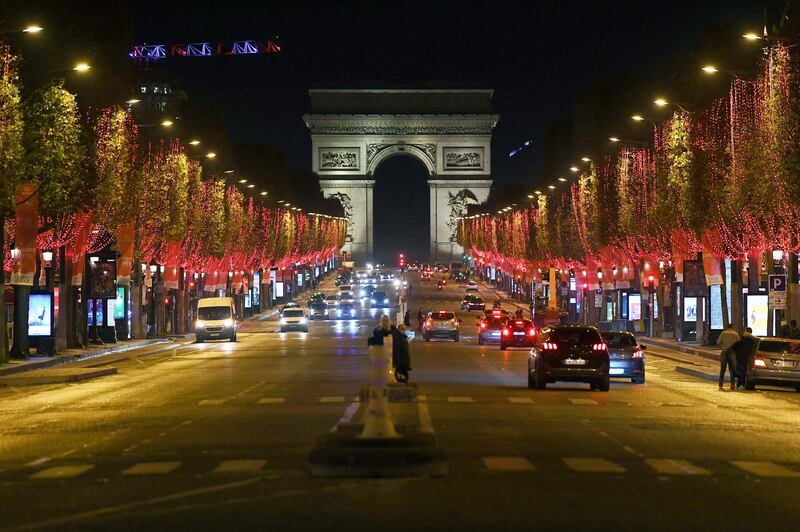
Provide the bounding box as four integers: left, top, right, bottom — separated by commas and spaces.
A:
528, 325, 610, 391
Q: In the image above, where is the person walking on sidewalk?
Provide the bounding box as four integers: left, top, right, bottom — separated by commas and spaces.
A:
417, 308, 425, 332
731, 327, 758, 389
716, 324, 739, 390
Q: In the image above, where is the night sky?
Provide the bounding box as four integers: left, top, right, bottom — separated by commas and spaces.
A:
130, 0, 769, 260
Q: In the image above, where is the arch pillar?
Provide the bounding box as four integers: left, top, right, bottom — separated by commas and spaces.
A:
429, 179, 491, 263
319, 179, 374, 260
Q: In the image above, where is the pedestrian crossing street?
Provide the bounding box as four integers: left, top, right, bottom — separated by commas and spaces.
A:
17, 457, 800, 481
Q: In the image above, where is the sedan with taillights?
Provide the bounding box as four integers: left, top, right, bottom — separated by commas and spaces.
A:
500, 319, 537, 350
601, 331, 646, 384
461, 294, 485, 311
478, 315, 507, 345
528, 325, 610, 391
745, 338, 800, 392
423, 311, 460, 342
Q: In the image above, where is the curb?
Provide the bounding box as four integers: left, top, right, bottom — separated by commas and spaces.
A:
638, 338, 719, 362
0, 366, 118, 385
0, 338, 172, 377
675, 365, 718, 382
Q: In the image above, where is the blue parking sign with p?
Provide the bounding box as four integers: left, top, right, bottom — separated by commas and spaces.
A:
769, 274, 786, 292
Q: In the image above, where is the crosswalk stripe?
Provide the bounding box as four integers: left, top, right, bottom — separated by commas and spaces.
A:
122, 461, 182, 476
645, 459, 710, 476
257, 397, 286, 404
214, 460, 267, 473
198, 399, 226, 406
30, 465, 94, 479
564, 458, 626, 473
448, 396, 475, 403
508, 397, 534, 404
731, 461, 800, 478
319, 396, 345, 403
482, 456, 535, 471
568, 398, 598, 405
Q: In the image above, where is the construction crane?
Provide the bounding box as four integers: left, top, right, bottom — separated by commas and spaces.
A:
129, 38, 281, 62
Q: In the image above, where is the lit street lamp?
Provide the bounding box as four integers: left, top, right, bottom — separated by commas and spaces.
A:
73, 62, 91, 72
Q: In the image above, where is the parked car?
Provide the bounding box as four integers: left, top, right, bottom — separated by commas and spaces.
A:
423, 311, 460, 342
280, 308, 308, 332
528, 325, 610, 391
745, 338, 800, 392
195, 297, 239, 342
601, 331, 646, 384
500, 319, 537, 350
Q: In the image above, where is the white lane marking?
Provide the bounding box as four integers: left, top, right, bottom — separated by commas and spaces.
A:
122, 461, 182, 476
482, 456, 535, 471
26, 457, 51, 468
645, 459, 710, 476
30, 465, 94, 479
563, 458, 626, 473
319, 396, 345, 403
197, 399, 226, 406
235, 380, 267, 398
448, 396, 475, 403
731, 461, 800, 478
213, 460, 267, 473
418, 394, 435, 434
508, 397, 534, 404
569, 398, 598, 406
331, 398, 361, 432
257, 397, 286, 404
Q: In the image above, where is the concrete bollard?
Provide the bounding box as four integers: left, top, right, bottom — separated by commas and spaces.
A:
360, 338, 398, 439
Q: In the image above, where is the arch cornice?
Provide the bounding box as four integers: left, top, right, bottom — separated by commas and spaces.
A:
367, 143, 436, 176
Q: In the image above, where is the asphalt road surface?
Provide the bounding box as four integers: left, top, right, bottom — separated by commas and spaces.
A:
1, 271, 799, 530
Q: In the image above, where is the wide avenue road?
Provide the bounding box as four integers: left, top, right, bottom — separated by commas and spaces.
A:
0, 272, 799, 529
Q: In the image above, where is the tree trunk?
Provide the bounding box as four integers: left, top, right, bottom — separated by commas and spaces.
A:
0, 211, 7, 363
10, 284, 30, 359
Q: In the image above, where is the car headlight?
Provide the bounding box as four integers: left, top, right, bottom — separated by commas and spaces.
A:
195, 320, 205, 329
299, 317, 307, 324
280, 318, 287, 324
370, 299, 376, 304
360, 290, 366, 296
223, 318, 233, 328
337, 309, 342, 316
384, 298, 389, 304
350, 309, 356, 316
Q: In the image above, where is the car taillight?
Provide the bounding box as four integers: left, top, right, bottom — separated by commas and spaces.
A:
527, 328, 536, 337
542, 342, 558, 350
480, 322, 487, 329
753, 358, 767, 367
632, 350, 644, 359
592, 343, 607, 351
426, 319, 432, 326
502, 328, 511, 337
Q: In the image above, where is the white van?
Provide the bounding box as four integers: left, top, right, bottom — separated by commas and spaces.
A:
196, 297, 238, 342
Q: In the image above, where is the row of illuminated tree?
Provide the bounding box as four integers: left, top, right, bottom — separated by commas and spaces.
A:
458, 44, 799, 281
1, 47, 347, 281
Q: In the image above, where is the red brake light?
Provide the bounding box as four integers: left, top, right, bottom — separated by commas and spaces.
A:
542, 342, 558, 350
527, 328, 536, 337
502, 328, 511, 337
753, 358, 767, 367
480, 322, 487, 329
515, 320, 523, 325
592, 343, 607, 351
632, 350, 644, 359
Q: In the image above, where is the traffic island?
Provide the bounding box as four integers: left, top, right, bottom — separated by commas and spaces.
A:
359, 382, 418, 402
308, 428, 447, 478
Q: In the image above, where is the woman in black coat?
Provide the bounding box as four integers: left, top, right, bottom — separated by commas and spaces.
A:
391, 324, 412, 383
370, 315, 392, 346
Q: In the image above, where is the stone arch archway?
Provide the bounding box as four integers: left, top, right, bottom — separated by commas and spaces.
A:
304, 89, 498, 261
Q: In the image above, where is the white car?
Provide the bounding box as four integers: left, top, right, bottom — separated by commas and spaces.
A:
465, 280, 479, 292
280, 308, 308, 332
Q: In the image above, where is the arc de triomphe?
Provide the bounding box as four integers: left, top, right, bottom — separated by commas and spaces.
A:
303, 89, 498, 262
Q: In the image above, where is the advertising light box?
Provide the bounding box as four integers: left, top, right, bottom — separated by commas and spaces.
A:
28, 293, 53, 337
746, 294, 769, 337
629, 293, 642, 321
683, 297, 698, 322
710, 285, 723, 330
